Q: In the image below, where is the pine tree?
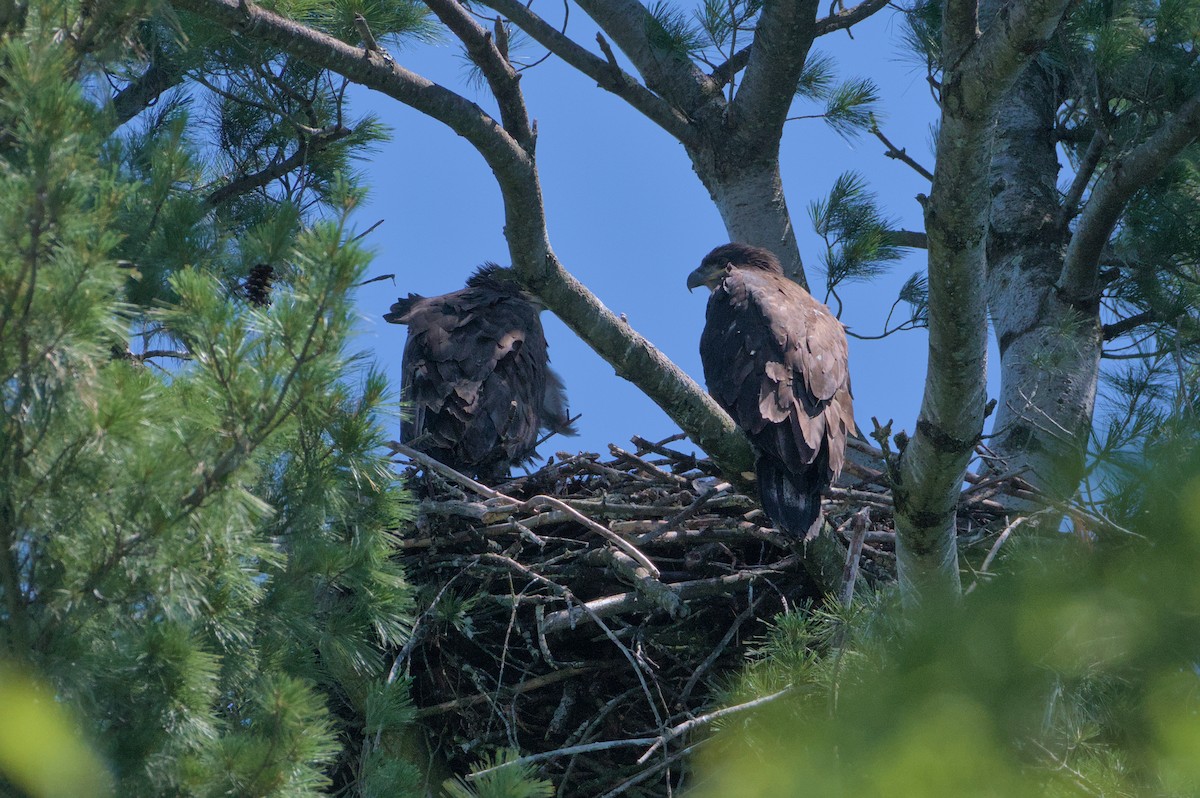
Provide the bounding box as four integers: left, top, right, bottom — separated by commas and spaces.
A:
0, 3, 424, 795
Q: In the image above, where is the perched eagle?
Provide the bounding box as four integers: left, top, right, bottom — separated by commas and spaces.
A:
384, 264, 576, 482
688, 243, 854, 539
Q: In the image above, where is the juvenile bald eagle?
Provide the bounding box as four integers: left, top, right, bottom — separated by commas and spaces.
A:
384, 264, 576, 483
688, 243, 854, 539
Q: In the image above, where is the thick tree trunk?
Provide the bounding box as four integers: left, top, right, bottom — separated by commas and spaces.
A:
890, 0, 1074, 605
987, 64, 1101, 519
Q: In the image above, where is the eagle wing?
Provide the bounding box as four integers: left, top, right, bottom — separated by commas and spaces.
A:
700, 268, 854, 535
389, 286, 556, 480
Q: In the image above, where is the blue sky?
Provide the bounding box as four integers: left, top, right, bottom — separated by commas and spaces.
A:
349, 6, 998, 463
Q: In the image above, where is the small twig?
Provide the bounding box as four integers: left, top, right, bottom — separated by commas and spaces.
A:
680, 594, 764, 703
533, 413, 581, 448
597, 739, 707, 798
353, 13, 380, 52
525, 494, 660, 577
388, 441, 505, 500
595, 32, 621, 74
609, 444, 691, 486
541, 571, 772, 635
353, 272, 395, 288
635, 687, 793, 764
479, 553, 667, 729
349, 217, 386, 243
130, 349, 193, 362
839, 508, 869, 607
467, 737, 660, 780
416, 664, 601, 718
871, 123, 934, 181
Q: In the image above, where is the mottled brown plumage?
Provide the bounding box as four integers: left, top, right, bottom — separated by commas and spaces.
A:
688, 243, 854, 538
385, 264, 576, 482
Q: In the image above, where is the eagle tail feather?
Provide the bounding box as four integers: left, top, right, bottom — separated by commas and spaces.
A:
756, 456, 824, 541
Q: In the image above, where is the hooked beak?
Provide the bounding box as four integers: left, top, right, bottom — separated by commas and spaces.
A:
686, 262, 722, 293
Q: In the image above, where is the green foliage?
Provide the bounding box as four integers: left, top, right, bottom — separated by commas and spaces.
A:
646, 0, 708, 59
820, 77, 881, 139
0, 666, 115, 798
443, 749, 555, 798
809, 171, 905, 305
694, 0, 762, 54
692, 435, 1200, 797
193, 675, 341, 796
896, 271, 929, 327
899, 0, 942, 75
790, 53, 880, 139
298, 0, 438, 46
794, 51, 837, 99
0, 4, 425, 796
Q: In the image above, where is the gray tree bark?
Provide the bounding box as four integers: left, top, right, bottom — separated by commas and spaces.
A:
986, 63, 1100, 516
986, 68, 1200, 524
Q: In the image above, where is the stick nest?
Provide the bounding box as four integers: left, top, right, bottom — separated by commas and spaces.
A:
391, 434, 1033, 796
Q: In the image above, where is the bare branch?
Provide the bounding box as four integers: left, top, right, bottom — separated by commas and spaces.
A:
872, 123, 933, 181
110, 52, 186, 127
813, 0, 889, 36
1101, 310, 1157, 342
481, 0, 695, 143
885, 229, 928, 249
1060, 129, 1107, 220
421, 0, 535, 150
571, 0, 718, 110
1058, 91, 1200, 307
352, 12, 381, 52
710, 46, 750, 87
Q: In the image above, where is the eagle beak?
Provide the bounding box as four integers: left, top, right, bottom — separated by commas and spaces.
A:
687, 264, 718, 293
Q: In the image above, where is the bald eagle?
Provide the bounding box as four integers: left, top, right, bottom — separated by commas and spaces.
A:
384, 264, 577, 483
688, 243, 854, 539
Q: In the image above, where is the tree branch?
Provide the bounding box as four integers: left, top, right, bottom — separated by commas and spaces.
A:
813, 0, 890, 36
204, 123, 353, 207
479, 0, 695, 142
110, 52, 187, 127
710, 46, 750, 88
1101, 309, 1156, 341
571, 0, 718, 111
872, 124, 934, 181
729, 0, 820, 149
893, 0, 1073, 604
1058, 91, 1200, 307
885, 229, 928, 249
421, 0, 535, 151
1060, 129, 1106, 220
952, 0, 1074, 115
169, 0, 532, 185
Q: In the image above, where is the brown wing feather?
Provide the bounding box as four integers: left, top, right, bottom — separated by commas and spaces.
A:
387, 275, 573, 482
700, 267, 853, 537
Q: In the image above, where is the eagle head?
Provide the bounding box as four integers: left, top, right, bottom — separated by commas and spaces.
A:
687, 243, 784, 292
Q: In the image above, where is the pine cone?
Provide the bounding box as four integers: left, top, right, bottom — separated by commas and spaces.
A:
243, 263, 274, 307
